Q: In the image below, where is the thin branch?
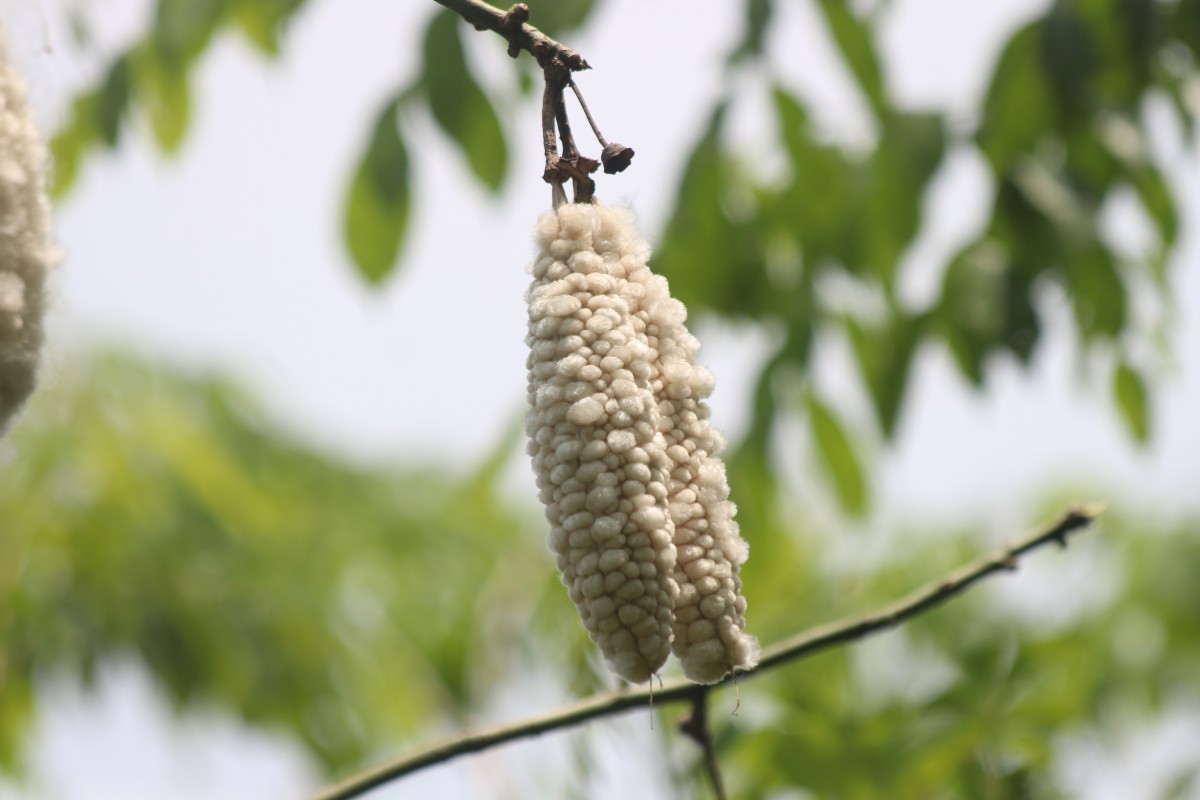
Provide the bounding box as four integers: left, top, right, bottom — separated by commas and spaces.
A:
568, 79, 610, 148
307, 506, 1100, 800
432, 0, 590, 71
679, 693, 728, 800
541, 75, 568, 208
569, 78, 635, 175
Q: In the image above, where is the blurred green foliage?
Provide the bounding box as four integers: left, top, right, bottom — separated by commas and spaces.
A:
2, 357, 1198, 797
49, 0, 590, 281
50, 0, 1197, 514
655, 0, 1195, 514
724, 500, 1200, 799
0, 356, 600, 775
28, 0, 1200, 796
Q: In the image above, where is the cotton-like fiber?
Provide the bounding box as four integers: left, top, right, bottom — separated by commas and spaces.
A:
0, 31, 52, 437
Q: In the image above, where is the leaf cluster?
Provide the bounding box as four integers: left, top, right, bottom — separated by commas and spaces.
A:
0, 356, 591, 775
2, 357, 1199, 797
654, 0, 1195, 514
50, 0, 597, 284
52, 0, 1196, 516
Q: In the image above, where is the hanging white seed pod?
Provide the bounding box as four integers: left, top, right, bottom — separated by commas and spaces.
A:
0, 31, 52, 437
526, 202, 679, 683
526, 201, 756, 684
653, 313, 760, 683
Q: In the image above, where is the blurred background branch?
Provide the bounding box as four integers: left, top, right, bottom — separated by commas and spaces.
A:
308, 507, 1098, 800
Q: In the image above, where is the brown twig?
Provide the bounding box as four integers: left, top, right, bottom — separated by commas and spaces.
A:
679, 693, 728, 800
540, 75, 568, 208
431, 0, 590, 71
553, 95, 598, 202
435, 0, 621, 201
538, 53, 597, 203
307, 506, 1101, 800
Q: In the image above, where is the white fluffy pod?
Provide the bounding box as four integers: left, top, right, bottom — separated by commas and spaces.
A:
526, 203, 679, 683
653, 315, 760, 683
526, 202, 757, 684
0, 32, 52, 437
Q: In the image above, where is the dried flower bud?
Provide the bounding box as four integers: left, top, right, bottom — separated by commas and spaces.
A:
600, 143, 635, 175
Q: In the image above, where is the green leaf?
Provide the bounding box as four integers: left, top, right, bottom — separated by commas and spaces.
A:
1040, 4, 1093, 124
1177, 0, 1200, 58
857, 112, 944, 279
421, 11, 508, 192
656, 107, 730, 297
343, 98, 411, 285
1063, 243, 1125, 339
1063, 127, 1119, 197
772, 86, 851, 266
655, 105, 770, 317
977, 23, 1054, 173
814, 0, 887, 119
806, 392, 867, 516
96, 56, 133, 147
938, 240, 1040, 385
228, 0, 308, 54
49, 94, 99, 197
849, 313, 924, 439
47, 55, 133, 195
729, 0, 773, 62
151, 0, 224, 66
1115, 0, 1158, 83
131, 46, 192, 153
1131, 167, 1178, 248
1112, 359, 1150, 443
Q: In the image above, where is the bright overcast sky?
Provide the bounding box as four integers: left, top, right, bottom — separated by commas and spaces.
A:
1, 0, 1198, 796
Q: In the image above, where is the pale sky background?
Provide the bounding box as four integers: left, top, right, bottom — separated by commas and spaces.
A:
1, 0, 1198, 797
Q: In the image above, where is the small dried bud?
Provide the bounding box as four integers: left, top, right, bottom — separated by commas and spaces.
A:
601, 143, 635, 174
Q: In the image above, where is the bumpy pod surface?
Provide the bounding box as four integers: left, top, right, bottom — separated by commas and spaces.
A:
654, 308, 760, 683
0, 32, 52, 437
526, 203, 679, 683
526, 202, 757, 684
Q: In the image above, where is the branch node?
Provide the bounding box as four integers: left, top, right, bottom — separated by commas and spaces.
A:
530, 38, 552, 60
503, 3, 529, 25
